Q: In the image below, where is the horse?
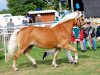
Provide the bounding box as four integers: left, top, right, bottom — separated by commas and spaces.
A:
6, 11, 84, 71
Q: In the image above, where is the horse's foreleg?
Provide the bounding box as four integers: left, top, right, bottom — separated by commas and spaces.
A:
62, 44, 78, 64
52, 48, 59, 67
13, 49, 24, 71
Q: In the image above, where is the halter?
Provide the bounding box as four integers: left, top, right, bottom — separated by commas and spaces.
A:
77, 17, 82, 28
77, 14, 84, 28
74, 14, 83, 36
74, 15, 84, 36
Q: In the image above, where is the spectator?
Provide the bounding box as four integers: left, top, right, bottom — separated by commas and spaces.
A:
82, 22, 91, 51
7, 19, 14, 33
96, 26, 100, 41
22, 19, 29, 26
29, 18, 33, 23
82, 22, 96, 51
43, 48, 74, 63
22, 20, 26, 25
89, 26, 96, 51
35, 14, 41, 23
72, 27, 79, 49
88, 25, 96, 51
73, 27, 84, 51
78, 28, 84, 51
70, 31, 76, 46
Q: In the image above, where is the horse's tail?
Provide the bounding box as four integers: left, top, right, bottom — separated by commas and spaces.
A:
6, 29, 20, 62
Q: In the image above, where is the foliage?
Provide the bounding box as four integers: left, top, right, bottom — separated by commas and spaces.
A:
0, 9, 10, 14
7, 0, 47, 15
45, 0, 69, 11
7, 0, 69, 15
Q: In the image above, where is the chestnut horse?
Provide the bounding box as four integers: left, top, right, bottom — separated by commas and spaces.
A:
7, 11, 84, 71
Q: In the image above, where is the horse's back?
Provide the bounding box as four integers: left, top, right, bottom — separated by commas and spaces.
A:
17, 26, 58, 48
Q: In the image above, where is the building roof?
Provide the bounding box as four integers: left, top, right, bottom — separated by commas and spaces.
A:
28, 10, 58, 14
0, 14, 12, 17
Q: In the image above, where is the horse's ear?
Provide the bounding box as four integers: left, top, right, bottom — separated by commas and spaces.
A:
77, 11, 80, 16
76, 11, 82, 18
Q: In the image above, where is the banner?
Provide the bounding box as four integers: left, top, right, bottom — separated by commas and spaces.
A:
68, 0, 83, 11
83, 0, 100, 18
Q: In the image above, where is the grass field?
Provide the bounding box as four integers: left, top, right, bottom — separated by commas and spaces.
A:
0, 42, 100, 75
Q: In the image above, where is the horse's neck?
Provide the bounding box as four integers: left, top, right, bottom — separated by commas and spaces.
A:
61, 20, 74, 33
52, 19, 74, 35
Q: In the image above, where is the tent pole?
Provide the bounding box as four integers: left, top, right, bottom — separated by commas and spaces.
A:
71, 0, 74, 12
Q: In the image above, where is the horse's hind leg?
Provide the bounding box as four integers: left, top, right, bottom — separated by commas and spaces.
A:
52, 48, 60, 67
23, 45, 37, 67
62, 44, 78, 64
13, 48, 26, 71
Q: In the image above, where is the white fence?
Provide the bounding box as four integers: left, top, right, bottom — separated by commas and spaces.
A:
0, 25, 27, 62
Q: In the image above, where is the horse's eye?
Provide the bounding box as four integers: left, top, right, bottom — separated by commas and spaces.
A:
81, 19, 84, 21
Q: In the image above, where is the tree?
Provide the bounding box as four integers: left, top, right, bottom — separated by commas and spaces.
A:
0, 9, 10, 14
44, 0, 69, 11
7, 0, 47, 15
7, 0, 69, 15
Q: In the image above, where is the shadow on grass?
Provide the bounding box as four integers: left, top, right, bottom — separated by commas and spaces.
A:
79, 55, 90, 58
18, 53, 91, 68
39, 57, 68, 65
18, 57, 69, 68
97, 46, 100, 48
0, 55, 4, 60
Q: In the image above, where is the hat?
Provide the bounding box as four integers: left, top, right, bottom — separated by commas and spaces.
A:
37, 14, 41, 17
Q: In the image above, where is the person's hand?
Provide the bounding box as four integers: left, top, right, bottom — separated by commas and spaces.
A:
76, 39, 80, 41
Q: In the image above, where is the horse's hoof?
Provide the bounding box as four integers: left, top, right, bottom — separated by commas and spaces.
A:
33, 64, 37, 68
14, 68, 18, 71
53, 65, 59, 68
70, 62, 74, 64
74, 62, 79, 66
55, 65, 59, 68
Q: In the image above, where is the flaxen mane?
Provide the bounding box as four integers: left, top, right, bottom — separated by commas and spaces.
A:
51, 11, 82, 28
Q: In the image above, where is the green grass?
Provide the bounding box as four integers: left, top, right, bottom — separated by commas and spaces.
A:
0, 42, 100, 75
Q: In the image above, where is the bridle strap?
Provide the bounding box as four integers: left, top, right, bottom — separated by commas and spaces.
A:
77, 17, 82, 28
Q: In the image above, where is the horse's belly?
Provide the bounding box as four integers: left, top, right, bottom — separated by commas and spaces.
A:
38, 42, 56, 48
31, 39, 57, 48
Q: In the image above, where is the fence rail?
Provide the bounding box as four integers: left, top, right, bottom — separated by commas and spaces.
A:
0, 25, 27, 62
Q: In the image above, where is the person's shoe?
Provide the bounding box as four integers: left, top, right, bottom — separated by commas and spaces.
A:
81, 50, 84, 52
94, 49, 96, 51
84, 50, 87, 52
81, 50, 87, 52
43, 52, 47, 59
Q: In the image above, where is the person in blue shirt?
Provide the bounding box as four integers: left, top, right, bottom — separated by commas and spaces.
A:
72, 27, 84, 51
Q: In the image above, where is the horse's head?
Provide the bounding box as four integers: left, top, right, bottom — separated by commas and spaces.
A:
74, 11, 85, 27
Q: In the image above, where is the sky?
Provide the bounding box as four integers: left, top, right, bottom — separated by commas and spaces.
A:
0, 0, 8, 10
